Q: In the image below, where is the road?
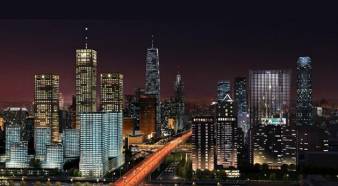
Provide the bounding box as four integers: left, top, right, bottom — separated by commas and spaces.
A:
112, 130, 192, 186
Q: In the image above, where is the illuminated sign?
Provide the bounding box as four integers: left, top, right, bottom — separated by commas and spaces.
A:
261, 118, 286, 125
225, 170, 240, 178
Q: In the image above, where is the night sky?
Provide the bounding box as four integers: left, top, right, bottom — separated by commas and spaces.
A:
1, 3, 338, 104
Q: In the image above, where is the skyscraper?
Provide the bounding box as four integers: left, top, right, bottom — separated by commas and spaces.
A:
192, 116, 215, 171
75, 30, 97, 128
217, 80, 231, 102
296, 57, 313, 126
79, 112, 123, 177
5, 125, 21, 155
34, 74, 60, 143
215, 94, 237, 168
145, 36, 161, 137
249, 70, 291, 126
174, 72, 184, 132
34, 127, 51, 160
234, 77, 249, 138
100, 73, 123, 112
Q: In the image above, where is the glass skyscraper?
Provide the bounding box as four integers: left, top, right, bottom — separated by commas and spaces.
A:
63, 128, 80, 158
79, 112, 123, 177
249, 70, 291, 126
174, 72, 185, 132
296, 56, 313, 126
217, 80, 230, 101
145, 38, 161, 137
42, 143, 64, 169
34, 74, 60, 143
6, 141, 29, 168
75, 49, 97, 129
34, 127, 51, 160
5, 125, 21, 156
234, 77, 249, 138
100, 73, 123, 112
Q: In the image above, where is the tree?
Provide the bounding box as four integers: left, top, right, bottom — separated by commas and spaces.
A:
29, 158, 41, 169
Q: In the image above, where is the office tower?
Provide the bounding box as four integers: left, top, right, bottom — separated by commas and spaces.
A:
174, 73, 185, 132
34, 127, 51, 160
6, 141, 29, 168
59, 92, 65, 110
3, 107, 29, 126
69, 95, 77, 129
79, 112, 123, 177
63, 129, 80, 158
42, 143, 64, 169
75, 48, 97, 129
253, 124, 296, 168
249, 70, 291, 126
100, 73, 123, 112
192, 116, 215, 171
145, 36, 161, 137
34, 74, 60, 143
297, 126, 329, 153
216, 94, 237, 168
5, 125, 21, 155
234, 77, 249, 138
217, 80, 230, 101
296, 57, 313, 126
139, 95, 157, 138
59, 110, 72, 132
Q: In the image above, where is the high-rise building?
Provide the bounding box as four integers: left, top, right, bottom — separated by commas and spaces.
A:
215, 94, 237, 168
75, 48, 97, 129
249, 70, 294, 167
79, 112, 123, 177
5, 125, 21, 155
139, 95, 157, 138
145, 36, 161, 137
234, 77, 249, 138
34, 127, 51, 160
6, 141, 29, 168
63, 128, 80, 158
174, 73, 185, 132
42, 143, 64, 169
34, 74, 60, 143
192, 116, 215, 171
249, 70, 291, 127
217, 80, 230, 102
296, 57, 313, 126
100, 73, 123, 112
3, 107, 29, 127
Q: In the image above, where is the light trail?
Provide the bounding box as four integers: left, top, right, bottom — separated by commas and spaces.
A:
112, 130, 192, 186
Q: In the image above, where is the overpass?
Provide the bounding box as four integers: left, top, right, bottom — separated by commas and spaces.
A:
112, 130, 192, 186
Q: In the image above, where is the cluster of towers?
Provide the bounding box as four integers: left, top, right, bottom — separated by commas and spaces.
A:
192, 56, 318, 172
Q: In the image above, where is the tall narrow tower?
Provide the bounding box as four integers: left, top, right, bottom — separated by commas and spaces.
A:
174, 72, 184, 132
296, 57, 313, 126
100, 73, 124, 112
75, 27, 97, 128
34, 74, 60, 143
145, 35, 161, 137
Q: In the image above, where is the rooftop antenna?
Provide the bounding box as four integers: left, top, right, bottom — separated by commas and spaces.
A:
84, 26, 88, 49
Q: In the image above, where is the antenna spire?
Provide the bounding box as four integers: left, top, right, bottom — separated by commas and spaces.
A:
151, 34, 154, 48
84, 26, 88, 49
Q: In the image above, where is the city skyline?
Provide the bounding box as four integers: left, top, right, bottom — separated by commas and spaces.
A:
0, 19, 338, 105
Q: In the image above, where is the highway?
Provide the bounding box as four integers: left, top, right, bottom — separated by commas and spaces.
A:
112, 130, 192, 186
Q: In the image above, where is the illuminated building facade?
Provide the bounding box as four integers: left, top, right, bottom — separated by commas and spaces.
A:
249, 70, 291, 127
217, 80, 230, 101
79, 112, 123, 177
145, 38, 161, 137
5, 125, 21, 155
100, 73, 123, 112
253, 124, 296, 168
192, 116, 214, 171
75, 49, 97, 129
234, 77, 249, 138
6, 141, 29, 168
34, 74, 60, 143
42, 143, 64, 169
296, 57, 313, 126
34, 127, 51, 160
216, 94, 237, 168
63, 128, 80, 158
174, 73, 185, 132
3, 107, 29, 127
